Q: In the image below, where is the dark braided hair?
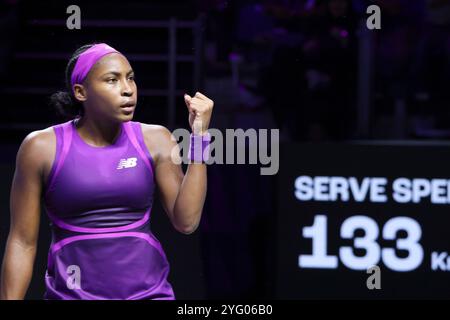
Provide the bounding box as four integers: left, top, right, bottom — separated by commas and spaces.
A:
49, 43, 96, 120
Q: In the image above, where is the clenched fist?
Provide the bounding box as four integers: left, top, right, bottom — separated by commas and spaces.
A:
184, 92, 214, 135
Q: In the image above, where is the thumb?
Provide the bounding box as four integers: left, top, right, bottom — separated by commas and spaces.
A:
184, 94, 194, 114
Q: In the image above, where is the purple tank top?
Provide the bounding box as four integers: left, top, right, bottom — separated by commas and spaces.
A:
42, 119, 175, 300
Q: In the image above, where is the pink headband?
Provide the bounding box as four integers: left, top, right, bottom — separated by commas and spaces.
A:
70, 43, 120, 92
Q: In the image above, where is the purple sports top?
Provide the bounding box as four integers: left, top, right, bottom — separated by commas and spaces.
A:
42, 118, 175, 300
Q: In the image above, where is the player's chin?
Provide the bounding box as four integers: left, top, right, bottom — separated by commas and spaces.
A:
118, 107, 135, 120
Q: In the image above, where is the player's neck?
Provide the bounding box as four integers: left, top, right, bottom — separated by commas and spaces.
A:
74, 116, 122, 147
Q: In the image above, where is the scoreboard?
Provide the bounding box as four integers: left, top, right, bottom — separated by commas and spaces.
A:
276, 142, 450, 299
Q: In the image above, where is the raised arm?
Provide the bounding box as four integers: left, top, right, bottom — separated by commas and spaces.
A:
143, 92, 213, 235
150, 126, 207, 235
0, 131, 49, 299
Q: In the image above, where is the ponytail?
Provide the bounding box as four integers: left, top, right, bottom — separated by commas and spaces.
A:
49, 43, 96, 120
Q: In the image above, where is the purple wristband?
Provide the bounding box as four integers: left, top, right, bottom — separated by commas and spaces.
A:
188, 132, 211, 163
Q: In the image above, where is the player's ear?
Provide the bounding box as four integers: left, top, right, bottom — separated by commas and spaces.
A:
73, 84, 87, 102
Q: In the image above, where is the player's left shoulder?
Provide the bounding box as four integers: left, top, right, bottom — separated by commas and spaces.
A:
137, 122, 179, 163
138, 122, 173, 143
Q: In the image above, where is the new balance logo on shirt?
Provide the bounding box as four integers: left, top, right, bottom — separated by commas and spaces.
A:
117, 157, 138, 169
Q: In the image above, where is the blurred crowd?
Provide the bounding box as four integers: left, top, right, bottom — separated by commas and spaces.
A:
198, 0, 450, 141
195, 1, 450, 298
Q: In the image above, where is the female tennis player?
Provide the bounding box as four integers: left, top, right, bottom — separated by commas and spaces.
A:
0, 43, 213, 299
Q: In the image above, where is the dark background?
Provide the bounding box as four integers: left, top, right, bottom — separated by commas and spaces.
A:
0, 0, 449, 299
